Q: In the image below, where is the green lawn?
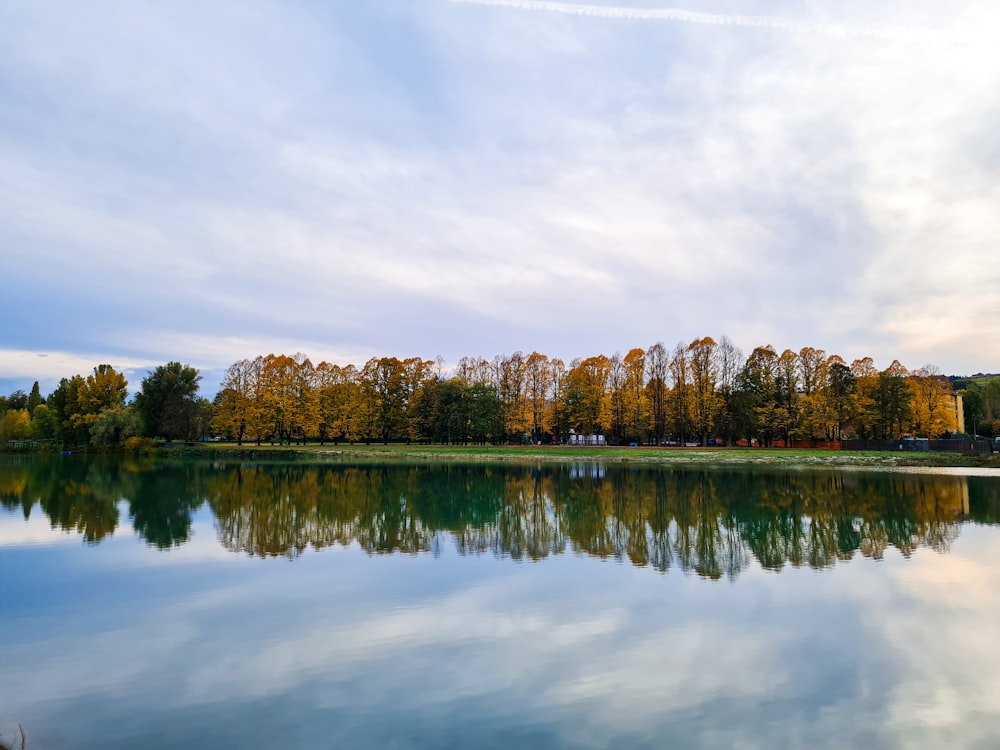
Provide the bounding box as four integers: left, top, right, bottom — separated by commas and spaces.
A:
190, 441, 1000, 468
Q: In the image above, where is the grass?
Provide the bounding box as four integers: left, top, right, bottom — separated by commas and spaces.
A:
187, 441, 1000, 469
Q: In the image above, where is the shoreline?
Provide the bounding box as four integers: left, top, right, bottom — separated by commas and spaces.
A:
154, 442, 1000, 470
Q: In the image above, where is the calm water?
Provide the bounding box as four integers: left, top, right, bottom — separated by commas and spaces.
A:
2, 456, 1000, 749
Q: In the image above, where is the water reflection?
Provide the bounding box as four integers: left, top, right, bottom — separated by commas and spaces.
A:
2, 458, 999, 579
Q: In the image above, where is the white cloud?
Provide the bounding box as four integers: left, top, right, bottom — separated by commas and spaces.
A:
449, 0, 950, 40
0, 0, 998, 382
0, 349, 149, 384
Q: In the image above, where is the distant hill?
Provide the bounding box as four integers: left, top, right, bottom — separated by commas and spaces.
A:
949, 374, 1000, 389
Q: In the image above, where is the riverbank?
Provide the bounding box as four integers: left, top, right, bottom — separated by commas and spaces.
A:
175, 442, 1000, 469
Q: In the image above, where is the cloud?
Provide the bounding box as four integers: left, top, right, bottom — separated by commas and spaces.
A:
448, 0, 950, 40
0, 0, 998, 388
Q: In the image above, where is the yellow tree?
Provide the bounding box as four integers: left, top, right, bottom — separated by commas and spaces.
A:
455, 356, 495, 387
645, 342, 669, 445
214, 357, 264, 445
563, 355, 611, 437
796, 347, 829, 440
608, 352, 628, 444
850, 357, 879, 439
669, 342, 691, 443
257, 354, 303, 443
243, 356, 269, 444
909, 365, 953, 437
292, 354, 321, 442
0, 409, 31, 440
495, 352, 529, 443
317, 363, 364, 442
688, 337, 719, 446
623, 347, 649, 444
83, 364, 129, 417
548, 358, 567, 441
402, 356, 436, 441
66, 364, 129, 435
525, 351, 553, 442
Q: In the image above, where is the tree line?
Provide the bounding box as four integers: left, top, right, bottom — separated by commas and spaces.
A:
2, 338, 998, 450
211, 341, 996, 447
0, 362, 208, 449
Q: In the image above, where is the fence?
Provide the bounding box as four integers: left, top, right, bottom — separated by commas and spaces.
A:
840, 439, 994, 455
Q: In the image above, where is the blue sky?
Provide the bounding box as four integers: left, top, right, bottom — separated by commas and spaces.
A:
2, 0, 998, 397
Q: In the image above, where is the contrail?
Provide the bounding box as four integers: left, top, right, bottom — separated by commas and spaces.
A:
448, 0, 945, 41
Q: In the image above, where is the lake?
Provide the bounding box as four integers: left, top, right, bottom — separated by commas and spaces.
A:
2, 456, 1000, 749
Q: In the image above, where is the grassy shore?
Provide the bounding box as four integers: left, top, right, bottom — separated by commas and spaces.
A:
187, 442, 1000, 469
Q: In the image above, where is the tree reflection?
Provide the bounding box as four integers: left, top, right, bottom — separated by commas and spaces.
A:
129, 463, 202, 549
0, 457, 985, 578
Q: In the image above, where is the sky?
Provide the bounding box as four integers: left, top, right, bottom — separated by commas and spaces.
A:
1, 0, 998, 397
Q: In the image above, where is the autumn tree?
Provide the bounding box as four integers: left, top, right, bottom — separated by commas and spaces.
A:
622, 347, 648, 444
357, 356, 433, 443
525, 352, 553, 443
909, 365, 953, 437
608, 352, 628, 444
668, 342, 691, 444
850, 357, 880, 439
687, 337, 719, 446
646, 342, 669, 446
257, 354, 299, 443
716, 336, 743, 446
213, 357, 261, 445
563, 355, 611, 437
795, 347, 829, 440
875, 360, 912, 439
495, 352, 529, 443
0, 409, 31, 440
314, 361, 361, 444
40, 365, 129, 447
549, 358, 567, 442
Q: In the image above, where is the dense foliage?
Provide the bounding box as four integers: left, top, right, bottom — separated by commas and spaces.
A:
209, 341, 992, 446
2, 340, 998, 450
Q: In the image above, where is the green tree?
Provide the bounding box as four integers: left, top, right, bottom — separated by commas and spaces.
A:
27, 381, 43, 415
134, 362, 202, 441
89, 405, 142, 448
468, 382, 501, 444
735, 345, 787, 447
826, 358, 855, 440
30, 403, 58, 441
5, 390, 28, 411
982, 378, 1000, 430
961, 388, 985, 436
